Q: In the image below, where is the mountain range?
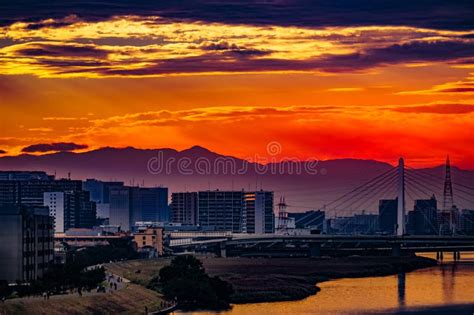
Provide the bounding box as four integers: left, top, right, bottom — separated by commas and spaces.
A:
0, 146, 472, 213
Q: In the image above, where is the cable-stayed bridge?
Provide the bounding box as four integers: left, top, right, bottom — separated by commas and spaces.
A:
167, 157, 474, 257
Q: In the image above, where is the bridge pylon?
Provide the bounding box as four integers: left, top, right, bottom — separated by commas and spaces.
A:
397, 158, 406, 236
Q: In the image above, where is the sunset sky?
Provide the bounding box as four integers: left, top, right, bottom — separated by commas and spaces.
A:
1, 1, 473, 168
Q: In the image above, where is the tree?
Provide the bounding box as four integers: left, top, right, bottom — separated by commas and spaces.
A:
0, 280, 10, 299
153, 255, 233, 310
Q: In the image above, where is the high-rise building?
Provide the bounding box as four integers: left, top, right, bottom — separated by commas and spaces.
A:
0, 204, 54, 283
64, 190, 97, 230
378, 199, 398, 234
459, 209, 474, 235
198, 190, 244, 232
43, 192, 65, 233
109, 186, 169, 232
0, 177, 82, 207
43, 191, 96, 232
243, 191, 274, 234
140, 187, 169, 222
407, 196, 438, 235
0, 171, 96, 232
83, 179, 124, 218
110, 186, 136, 232
171, 192, 198, 225
171, 190, 275, 233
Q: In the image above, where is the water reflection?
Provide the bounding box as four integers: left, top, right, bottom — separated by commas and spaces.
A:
397, 273, 406, 309
179, 253, 474, 315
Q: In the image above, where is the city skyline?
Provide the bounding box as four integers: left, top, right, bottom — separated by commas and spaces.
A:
2, 2, 474, 314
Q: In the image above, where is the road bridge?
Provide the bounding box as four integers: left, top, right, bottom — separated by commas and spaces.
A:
168, 234, 474, 258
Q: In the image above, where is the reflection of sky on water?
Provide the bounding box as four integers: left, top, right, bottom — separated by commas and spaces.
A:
184, 253, 474, 315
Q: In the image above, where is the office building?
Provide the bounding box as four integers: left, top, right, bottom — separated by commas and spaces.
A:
378, 199, 398, 234
43, 192, 65, 233
459, 209, 474, 235
110, 186, 137, 232
43, 190, 96, 232
83, 179, 124, 218
140, 187, 169, 222
171, 192, 198, 225
407, 196, 438, 235
0, 171, 96, 232
64, 190, 97, 230
0, 204, 54, 283
171, 190, 275, 233
243, 191, 274, 233
0, 177, 82, 207
109, 186, 169, 232
198, 190, 244, 233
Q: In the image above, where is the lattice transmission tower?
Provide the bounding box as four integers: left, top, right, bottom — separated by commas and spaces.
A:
443, 155, 454, 210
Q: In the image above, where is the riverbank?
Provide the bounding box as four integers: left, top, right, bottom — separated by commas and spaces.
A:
201, 255, 438, 303
107, 255, 437, 304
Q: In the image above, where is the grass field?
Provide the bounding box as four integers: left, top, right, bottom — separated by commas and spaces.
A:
0, 281, 164, 315
106, 258, 172, 286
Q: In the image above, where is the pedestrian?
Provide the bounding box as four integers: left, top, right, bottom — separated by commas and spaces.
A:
114, 283, 117, 290
43, 292, 47, 300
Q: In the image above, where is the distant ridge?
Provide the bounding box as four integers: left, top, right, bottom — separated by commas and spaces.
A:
1, 146, 472, 212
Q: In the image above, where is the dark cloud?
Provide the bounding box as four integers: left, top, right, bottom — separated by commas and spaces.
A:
0, 1, 473, 30
198, 41, 271, 56
314, 40, 474, 72
439, 88, 474, 93
87, 40, 474, 76
21, 142, 88, 153
200, 41, 241, 51
0, 149, 6, 154
16, 43, 108, 59
391, 103, 474, 114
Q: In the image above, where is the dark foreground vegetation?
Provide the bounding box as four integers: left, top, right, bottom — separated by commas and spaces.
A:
147, 255, 233, 310
0, 239, 138, 300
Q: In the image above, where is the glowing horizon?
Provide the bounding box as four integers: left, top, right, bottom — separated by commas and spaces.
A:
1, 3, 473, 169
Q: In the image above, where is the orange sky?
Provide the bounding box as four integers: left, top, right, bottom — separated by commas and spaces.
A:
0, 16, 473, 169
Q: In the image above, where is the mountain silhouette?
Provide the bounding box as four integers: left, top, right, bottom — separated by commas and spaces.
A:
1, 146, 472, 212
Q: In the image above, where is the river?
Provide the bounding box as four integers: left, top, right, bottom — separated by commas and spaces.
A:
177, 253, 474, 314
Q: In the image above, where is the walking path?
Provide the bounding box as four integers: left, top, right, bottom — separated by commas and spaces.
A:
1, 263, 177, 314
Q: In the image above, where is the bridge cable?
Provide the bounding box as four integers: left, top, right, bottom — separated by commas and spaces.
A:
324, 167, 398, 213
406, 172, 474, 205
330, 174, 398, 233
322, 167, 398, 211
